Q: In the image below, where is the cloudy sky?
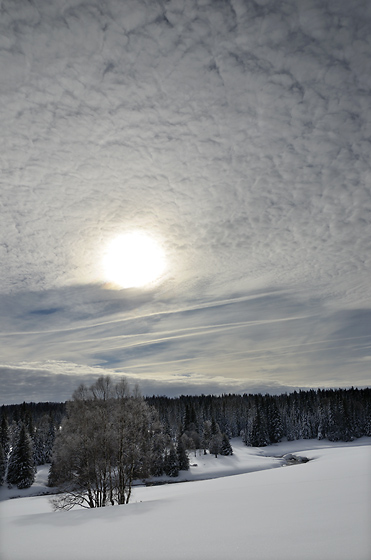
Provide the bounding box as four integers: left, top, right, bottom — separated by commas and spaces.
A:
1, 0, 370, 404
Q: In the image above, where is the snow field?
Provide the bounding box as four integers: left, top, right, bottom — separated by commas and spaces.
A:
1, 438, 370, 560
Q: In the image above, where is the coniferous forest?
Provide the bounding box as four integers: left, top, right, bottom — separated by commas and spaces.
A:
146, 387, 371, 446
1, 385, 370, 504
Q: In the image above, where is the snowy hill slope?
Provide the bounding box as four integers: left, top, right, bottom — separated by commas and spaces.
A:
1, 438, 370, 560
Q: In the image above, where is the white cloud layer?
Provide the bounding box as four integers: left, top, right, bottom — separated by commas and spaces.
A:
1, 0, 370, 402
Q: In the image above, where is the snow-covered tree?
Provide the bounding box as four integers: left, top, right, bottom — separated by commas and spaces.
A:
176, 437, 189, 471
150, 421, 167, 477
202, 420, 212, 454
7, 423, 35, 489
220, 433, 233, 456
209, 433, 222, 457
247, 407, 269, 447
114, 395, 156, 504
33, 415, 55, 465
266, 400, 283, 444
0, 414, 9, 456
49, 376, 161, 509
0, 444, 6, 485
164, 444, 179, 477
209, 419, 223, 457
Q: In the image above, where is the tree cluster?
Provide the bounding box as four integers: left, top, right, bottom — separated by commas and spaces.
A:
1, 386, 369, 502
47, 376, 197, 509
147, 387, 371, 447
0, 416, 35, 489
0, 401, 63, 488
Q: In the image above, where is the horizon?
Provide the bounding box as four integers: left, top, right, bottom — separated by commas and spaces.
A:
2, 383, 370, 408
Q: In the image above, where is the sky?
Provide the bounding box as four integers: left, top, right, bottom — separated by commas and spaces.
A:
1, 0, 370, 405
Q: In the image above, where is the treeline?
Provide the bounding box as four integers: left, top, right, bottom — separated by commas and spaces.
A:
148, 387, 371, 446
1, 386, 370, 496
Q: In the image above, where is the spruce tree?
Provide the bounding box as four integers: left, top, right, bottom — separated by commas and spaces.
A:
0, 414, 9, 455
183, 403, 197, 433
34, 415, 56, 465
202, 420, 212, 454
176, 438, 190, 471
266, 400, 283, 444
150, 426, 166, 477
0, 444, 6, 485
249, 408, 269, 447
164, 445, 179, 477
7, 423, 35, 489
208, 420, 222, 457
220, 433, 233, 456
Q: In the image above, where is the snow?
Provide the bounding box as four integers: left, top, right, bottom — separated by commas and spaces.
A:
1, 438, 370, 560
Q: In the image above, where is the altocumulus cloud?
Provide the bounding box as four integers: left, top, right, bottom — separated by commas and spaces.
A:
0, 0, 370, 403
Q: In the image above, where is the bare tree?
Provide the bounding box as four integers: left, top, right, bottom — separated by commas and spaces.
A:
49, 376, 160, 510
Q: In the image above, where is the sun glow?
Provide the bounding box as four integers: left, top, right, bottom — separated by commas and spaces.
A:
103, 232, 166, 288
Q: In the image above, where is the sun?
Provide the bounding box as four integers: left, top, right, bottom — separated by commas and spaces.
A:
102, 232, 166, 288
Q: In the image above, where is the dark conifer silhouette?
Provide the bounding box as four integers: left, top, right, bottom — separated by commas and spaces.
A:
220, 433, 233, 456
177, 438, 190, 471
0, 445, 6, 486
164, 445, 179, 477
7, 423, 35, 489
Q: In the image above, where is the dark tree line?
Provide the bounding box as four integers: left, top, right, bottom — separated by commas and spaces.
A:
146, 387, 371, 447
1, 386, 370, 497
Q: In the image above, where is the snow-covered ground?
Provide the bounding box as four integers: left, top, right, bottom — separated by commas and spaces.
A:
1, 438, 370, 560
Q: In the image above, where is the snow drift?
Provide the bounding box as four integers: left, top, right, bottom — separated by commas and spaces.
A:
1, 438, 370, 560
